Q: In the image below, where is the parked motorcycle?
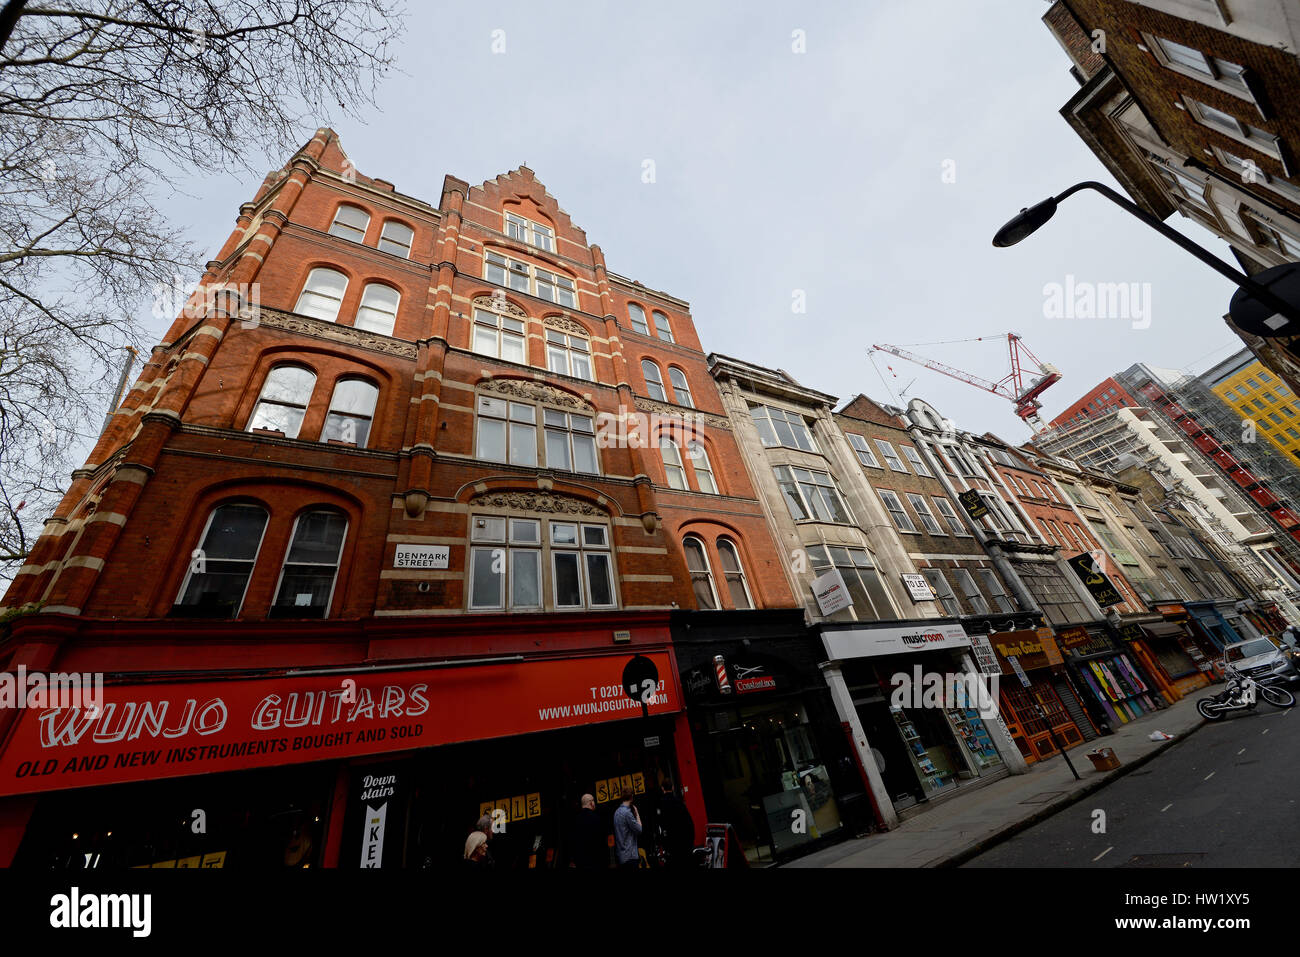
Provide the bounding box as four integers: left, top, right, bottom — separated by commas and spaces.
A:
1197, 665, 1295, 721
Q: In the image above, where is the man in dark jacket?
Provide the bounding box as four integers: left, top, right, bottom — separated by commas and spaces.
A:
654, 779, 695, 869
571, 793, 608, 868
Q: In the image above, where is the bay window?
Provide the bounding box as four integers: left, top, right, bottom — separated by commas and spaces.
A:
774, 465, 852, 523
750, 405, 817, 452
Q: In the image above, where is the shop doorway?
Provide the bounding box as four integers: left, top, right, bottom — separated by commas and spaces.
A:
694, 699, 842, 864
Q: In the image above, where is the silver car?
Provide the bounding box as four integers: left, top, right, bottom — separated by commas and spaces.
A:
1224, 637, 1300, 686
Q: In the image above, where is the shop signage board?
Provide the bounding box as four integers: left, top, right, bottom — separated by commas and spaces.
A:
0, 651, 681, 797
958, 489, 988, 520
900, 574, 934, 602
812, 568, 852, 616
988, 630, 1050, 672
822, 622, 970, 660
1039, 633, 1064, 666
1065, 553, 1123, 608
392, 544, 449, 569
967, 634, 1000, 675
1117, 623, 1146, 643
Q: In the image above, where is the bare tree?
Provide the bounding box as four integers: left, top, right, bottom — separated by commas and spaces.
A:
0, 0, 405, 580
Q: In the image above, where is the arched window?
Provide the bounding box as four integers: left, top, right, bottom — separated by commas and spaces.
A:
627, 303, 649, 336
660, 437, 687, 490
683, 536, 718, 610
652, 310, 674, 342
271, 509, 348, 619
717, 538, 753, 609
355, 283, 400, 336
668, 368, 694, 407
248, 365, 317, 438
295, 267, 348, 323
328, 205, 369, 243
546, 328, 592, 380
642, 360, 666, 401
323, 379, 379, 447
378, 220, 414, 258
687, 440, 718, 493
172, 503, 269, 618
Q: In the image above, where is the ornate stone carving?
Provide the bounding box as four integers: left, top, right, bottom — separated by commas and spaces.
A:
478, 378, 593, 410
631, 397, 731, 430
468, 491, 606, 516
472, 294, 529, 320
256, 308, 418, 359
543, 315, 588, 336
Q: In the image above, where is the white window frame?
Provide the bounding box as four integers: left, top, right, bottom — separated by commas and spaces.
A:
687, 440, 718, 494
270, 509, 348, 619
328, 204, 369, 243
878, 489, 917, 533
846, 432, 881, 468
627, 303, 650, 335
952, 567, 989, 615
355, 283, 400, 336
642, 360, 667, 401
505, 212, 556, 252
920, 568, 960, 616
906, 493, 945, 535
651, 310, 674, 342
660, 437, 687, 490
322, 378, 379, 447
248, 365, 317, 439
377, 220, 414, 258
750, 404, 818, 453
545, 328, 593, 381
667, 368, 694, 408
902, 446, 931, 476
716, 538, 753, 609
173, 503, 269, 617
471, 307, 527, 364
1146, 33, 1250, 99
933, 496, 970, 536
1185, 97, 1280, 158
682, 535, 719, 610
874, 439, 908, 473
544, 408, 599, 475
484, 250, 576, 306
475, 395, 538, 467
295, 267, 349, 323
773, 465, 854, 524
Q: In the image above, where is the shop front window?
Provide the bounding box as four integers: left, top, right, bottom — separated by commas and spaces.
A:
699, 703, 841, 863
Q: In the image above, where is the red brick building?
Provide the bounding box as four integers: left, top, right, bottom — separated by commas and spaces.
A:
0, 129, 796, 869
1047, 376, 1139, 429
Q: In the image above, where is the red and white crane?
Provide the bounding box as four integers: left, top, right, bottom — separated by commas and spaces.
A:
869, 333, 1061, 432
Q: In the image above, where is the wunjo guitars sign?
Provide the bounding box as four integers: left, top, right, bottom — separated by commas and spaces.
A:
0, 652, 678, 796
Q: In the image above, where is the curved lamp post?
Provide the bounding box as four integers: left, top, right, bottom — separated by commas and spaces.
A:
992, 180, 1300, 327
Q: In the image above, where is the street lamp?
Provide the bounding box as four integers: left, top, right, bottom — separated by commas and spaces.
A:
992, 180, 1300, 329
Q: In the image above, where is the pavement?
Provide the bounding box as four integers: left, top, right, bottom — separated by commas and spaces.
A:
781, 691, 1210, 868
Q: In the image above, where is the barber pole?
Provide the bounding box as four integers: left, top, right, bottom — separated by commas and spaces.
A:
713, 655, 732, 695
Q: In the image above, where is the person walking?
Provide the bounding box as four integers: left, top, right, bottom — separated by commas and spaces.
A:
571, 793, 608, 869
654, 779, 695, 870
612, 787, 642, 870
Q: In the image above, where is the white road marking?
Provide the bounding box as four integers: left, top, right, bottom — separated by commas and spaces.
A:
1204, 771, 1215, 781
1237, 748, 1246, 755
1161, 803, 1173, 812
1093, 846, 1113, 862
1262, 728, 1270, 735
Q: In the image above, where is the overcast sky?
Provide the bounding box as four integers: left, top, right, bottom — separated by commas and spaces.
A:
161, 0, 1249, 441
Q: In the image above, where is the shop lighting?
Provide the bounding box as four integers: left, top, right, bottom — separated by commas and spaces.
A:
71, 833, 78, 840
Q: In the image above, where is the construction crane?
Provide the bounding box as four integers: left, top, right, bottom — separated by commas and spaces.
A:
869, 333, 1062, 432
